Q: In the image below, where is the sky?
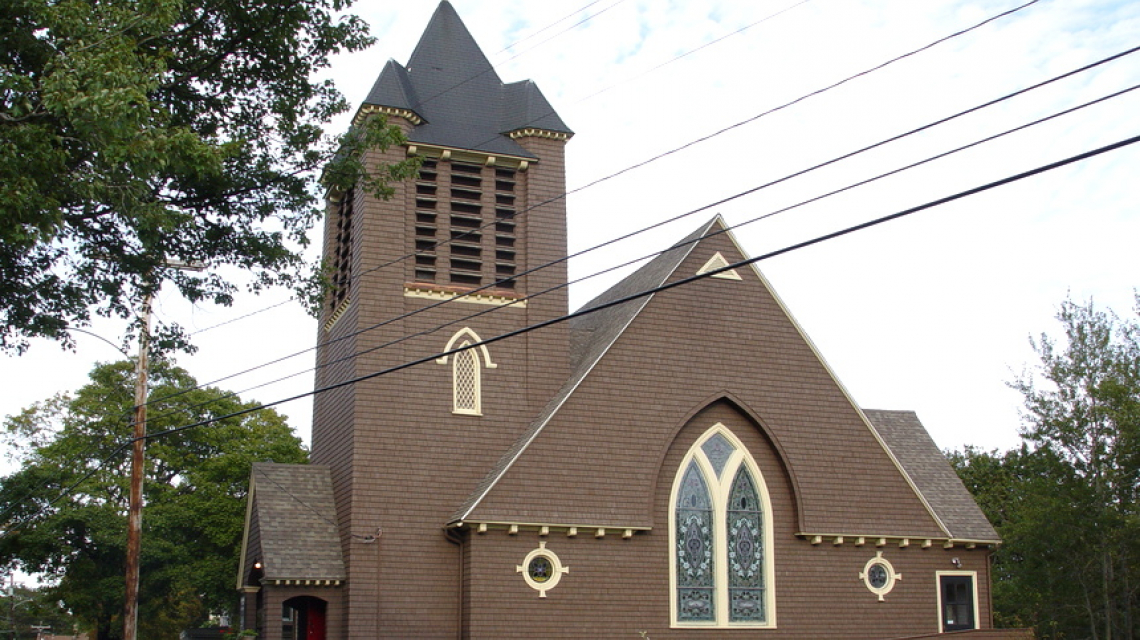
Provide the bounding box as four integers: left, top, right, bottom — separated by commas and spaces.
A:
2, 0, 1138, 461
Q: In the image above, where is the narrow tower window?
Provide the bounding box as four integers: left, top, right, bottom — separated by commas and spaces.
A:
453, 341, 480, 414
436, 328, 498, 415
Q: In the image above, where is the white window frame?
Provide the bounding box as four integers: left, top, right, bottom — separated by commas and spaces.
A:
668, 423, 776, 629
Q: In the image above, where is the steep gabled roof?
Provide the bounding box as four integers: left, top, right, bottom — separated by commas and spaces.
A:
452, 219, 717, 523
453, 217, 994, 542
240, 463, 345, 582
863, 409, 1000, 542
362, 1, 572, 158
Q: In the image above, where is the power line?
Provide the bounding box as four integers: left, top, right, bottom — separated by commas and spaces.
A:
187, 297, 294, 336
331, 0, 1043, 305
493, 0, 630, 64
133, 44, 1140, 436
139, 42, 1140, 418
141, 132, 1140, 445
571, 0, 814, 105
5, 131, 1137, 541
146, 0, 855, 349
154, 0, 1012, 367
493, 0, 610, 55
181, 79, 1140, 416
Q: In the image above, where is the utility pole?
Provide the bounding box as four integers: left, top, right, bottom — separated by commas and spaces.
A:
122, 260, 201, 640
122, 286, 153, 640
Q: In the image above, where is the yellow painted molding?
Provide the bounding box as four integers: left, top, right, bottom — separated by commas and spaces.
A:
507, 128, 572, 141
405, 285, 527, 308
323, 297, 351, 332
354, 104, 424, 126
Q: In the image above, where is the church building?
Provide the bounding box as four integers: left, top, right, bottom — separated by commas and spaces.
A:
238, 3, 1026, 638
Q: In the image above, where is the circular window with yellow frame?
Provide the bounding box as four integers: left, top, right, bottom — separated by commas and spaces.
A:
516, 541, 568, 597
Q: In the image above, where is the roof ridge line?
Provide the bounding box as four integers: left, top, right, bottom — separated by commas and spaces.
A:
452, 217, 719, 523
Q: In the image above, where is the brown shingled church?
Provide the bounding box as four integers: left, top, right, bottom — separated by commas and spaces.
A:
237, 3, 1024, 638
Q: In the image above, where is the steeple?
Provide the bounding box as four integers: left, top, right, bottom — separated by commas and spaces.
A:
361, 0, 572, 157
301, 4, 575, 634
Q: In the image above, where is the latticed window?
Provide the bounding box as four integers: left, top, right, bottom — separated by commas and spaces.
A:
453, 341, 480, 414
671, 425, 773, 628
437, 328, 496, 416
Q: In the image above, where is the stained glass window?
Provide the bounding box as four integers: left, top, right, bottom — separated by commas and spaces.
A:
727, 467, 764, 621
675, 461, 714, 622
672, 425, 771, 627
701, 433, 734, 479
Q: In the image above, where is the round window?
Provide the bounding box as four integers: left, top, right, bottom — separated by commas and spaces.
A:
517, 542, 568, 597
528, 556, 553, 583
861, 553, 900, 601
867, 562, 889, 589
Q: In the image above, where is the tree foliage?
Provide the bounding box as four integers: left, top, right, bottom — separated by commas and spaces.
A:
0, 581, 81, 638
0, 360, 307, 639
951, 296, 1140, 639
0, 0, 418, 353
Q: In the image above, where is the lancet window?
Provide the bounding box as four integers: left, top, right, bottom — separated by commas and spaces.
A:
671, 425, 774, 628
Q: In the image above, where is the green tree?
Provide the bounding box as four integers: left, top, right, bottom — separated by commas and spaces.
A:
0, 581, 80, 639
0, 0, 418, 354
952, 296, 1140, 639
0, 360, 307, 639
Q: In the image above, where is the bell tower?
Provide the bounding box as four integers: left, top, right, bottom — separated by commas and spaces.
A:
309, 2, 573, 636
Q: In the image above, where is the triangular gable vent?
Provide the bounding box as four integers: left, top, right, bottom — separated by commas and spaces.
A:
697, 252, 742, 280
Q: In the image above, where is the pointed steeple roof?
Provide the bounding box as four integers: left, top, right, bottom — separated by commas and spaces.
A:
362, 1, 572, 158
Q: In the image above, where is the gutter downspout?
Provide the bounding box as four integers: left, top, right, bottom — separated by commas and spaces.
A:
445, 527, 464, 640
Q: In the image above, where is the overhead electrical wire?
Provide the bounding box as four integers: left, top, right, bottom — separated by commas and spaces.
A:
493, 0, 611, 55
137, 0, 1036, 405
149, 0, 911, 354
571, 0, 814, 105
5, 128, 1138, 541
135, 78, 1140, 434
285, 0, 1042, 336
1, 0, 1114, 536
138, 41, 1140, 420
137, 132, 1140, 445
0, 1, 828, 523
492, 0, 631, 65
187, 297, 294, 336
141, 0, 1054, 419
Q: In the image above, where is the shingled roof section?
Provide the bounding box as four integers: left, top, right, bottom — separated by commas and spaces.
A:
362, 1, 572, 159
451, 218, 718, 524
248, 462, 346, 581
862, 410, 1000, 542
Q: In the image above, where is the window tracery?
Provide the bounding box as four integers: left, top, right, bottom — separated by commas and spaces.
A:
670, 424, 774, 628
436, 327, 497, 415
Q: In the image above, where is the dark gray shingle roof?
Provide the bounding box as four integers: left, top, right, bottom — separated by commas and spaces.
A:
862, 410, 1000, 542
362, 1, 572, 158
250, 462, 346, 581
452, 218, 718, 523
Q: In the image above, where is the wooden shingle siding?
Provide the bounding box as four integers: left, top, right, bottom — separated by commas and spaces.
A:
238, 3, 1012, 637
460, 400, 993, 638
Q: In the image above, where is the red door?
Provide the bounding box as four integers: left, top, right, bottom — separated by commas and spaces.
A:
305, 602, 326, 640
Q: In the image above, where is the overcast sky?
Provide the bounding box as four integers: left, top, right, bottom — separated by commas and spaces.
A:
2, 0, 1138, 459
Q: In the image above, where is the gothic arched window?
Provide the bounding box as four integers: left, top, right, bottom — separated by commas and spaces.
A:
670, 424, 774, 628
436, 328, 497, 415
453, 341, 480, 414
